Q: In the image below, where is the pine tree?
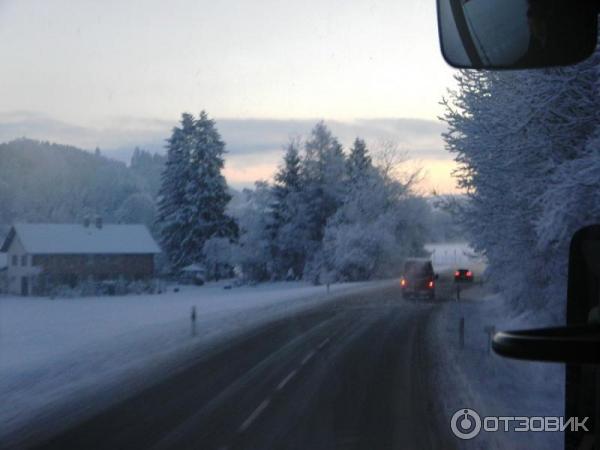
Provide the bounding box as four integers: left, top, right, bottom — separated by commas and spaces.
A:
301, 121, 347, 280
271, 139, 306, 278
156, 111, 237, 272
183, 111, 238, 268
302, 121, 346, 240
346, 138, 372, 183
156, 113, 195, 269
274, 139, 302, 199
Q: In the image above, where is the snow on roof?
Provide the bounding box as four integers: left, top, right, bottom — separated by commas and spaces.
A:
1, 224, 161, 255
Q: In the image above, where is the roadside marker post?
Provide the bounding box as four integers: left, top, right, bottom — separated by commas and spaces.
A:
191, 306, 197, 337
459, 317, 465, 350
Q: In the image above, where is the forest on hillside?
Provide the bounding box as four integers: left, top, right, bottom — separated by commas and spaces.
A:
0, 139, 165, 234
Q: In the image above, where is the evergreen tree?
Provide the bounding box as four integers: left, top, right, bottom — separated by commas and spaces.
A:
302, 122, 346, 239
301, 121, 347, 281
184, 111, 238, 268
157, 111, 237, 271
271, 139, 306, 278
156, 113, 195, 269
274, 139, 302, 200
346, 137, 372, 183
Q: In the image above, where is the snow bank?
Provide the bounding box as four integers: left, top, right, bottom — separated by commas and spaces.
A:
427, 286, 564, 449
0, 280, 383, 440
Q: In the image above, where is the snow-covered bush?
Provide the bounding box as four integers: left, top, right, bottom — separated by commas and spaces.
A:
231, 182, 276, 282
202, 236, 235, 281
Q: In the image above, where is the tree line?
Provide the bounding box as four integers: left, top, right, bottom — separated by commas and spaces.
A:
157, 113, 434, 283
442, 43, 600, 317
0, 119, 462, 284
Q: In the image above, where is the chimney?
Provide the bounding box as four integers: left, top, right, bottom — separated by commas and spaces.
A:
95, 216, 103, 229
83, 216, 91, 228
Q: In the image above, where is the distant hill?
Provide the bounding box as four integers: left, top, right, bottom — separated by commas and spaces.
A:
0, 138, 165, 230
0, 138, 247, 237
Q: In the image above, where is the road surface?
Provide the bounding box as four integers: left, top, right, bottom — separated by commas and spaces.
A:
12, 282, 460, 450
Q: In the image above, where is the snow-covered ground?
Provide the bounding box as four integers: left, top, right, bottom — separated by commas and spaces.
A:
428, 285, 564, 449
0, 280, 383, 439
425, 241, 486, 273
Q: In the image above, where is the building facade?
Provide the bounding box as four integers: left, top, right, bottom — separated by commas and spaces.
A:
1, 222, 161, 296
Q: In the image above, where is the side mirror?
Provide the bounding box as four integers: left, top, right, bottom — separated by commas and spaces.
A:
492, 225, 600, 449
437, 0, 598, 69
492, 225, 600, 363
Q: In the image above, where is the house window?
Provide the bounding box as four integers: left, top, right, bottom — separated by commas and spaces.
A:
21, 255, 28, 267
12, 255, 17, 266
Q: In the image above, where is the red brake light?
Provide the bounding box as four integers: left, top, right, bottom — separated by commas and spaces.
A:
400, 278, 406, 287
466, 271, 473, 277
428, 280, 434, 288
454, 271, 460, 277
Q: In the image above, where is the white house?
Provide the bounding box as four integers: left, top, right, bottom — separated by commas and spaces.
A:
1, 221, 161, 296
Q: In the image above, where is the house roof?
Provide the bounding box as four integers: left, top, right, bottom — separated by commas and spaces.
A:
0, 223, 161, 255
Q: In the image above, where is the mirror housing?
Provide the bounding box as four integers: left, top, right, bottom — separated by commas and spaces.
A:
437, 0, 599, 69
492, 225, 600, 364
493, 325, 600, 364
491, 225, 600, 448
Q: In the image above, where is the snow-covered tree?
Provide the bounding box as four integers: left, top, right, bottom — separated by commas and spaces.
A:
271, 139, 307, 279
442, 43, 600, 316
232, 122, 430, 284
157, 112, 238, 271
156, 113, 195, 269
301, 122, 347, 279
116, 192, 157, 229
202, 236, 235, 281
346, 137, 372, 184
181, 111, 237, 264
319, 139, 428, 281
233, 182, 277, 281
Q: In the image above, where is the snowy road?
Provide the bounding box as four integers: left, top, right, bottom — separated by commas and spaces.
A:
9, 282, 460, 450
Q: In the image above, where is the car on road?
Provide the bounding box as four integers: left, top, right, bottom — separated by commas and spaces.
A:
454, 268, 474, 282
400, 258, 437, 300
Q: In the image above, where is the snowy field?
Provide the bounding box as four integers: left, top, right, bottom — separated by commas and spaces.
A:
0, 280, 384, 439
428, 285, 564, 449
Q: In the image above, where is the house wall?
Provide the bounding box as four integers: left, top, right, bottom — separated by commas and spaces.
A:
7, 237, 155, 296
6, 235, 39, 295
32, 254, 155, 280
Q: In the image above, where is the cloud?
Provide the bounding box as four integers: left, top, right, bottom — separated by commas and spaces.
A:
0, 111, 457, 192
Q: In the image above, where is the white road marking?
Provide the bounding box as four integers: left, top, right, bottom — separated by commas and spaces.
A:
301, 350, 316, 366
239, 398, 270, 432
276, 369, 298, 391
317, 337, 330, 349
